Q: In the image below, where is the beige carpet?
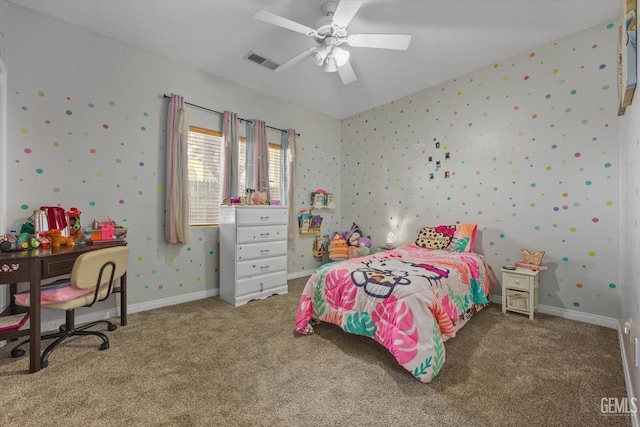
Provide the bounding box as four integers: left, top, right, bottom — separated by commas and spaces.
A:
0, 277, 631, 426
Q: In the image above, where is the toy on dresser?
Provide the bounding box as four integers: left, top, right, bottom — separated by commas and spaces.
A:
514, 248, 547, 271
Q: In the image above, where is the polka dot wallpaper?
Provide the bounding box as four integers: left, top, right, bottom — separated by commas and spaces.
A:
340, 22, 620, 318
2, 3, 625, 321
3, 3, 341, 307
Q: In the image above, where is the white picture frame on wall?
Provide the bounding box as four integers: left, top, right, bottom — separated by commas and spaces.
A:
618, 0, 637, 115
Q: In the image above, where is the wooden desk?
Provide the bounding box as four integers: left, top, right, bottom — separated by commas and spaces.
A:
0, 241, 127, 373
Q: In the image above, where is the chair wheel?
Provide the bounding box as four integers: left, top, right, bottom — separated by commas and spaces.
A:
11, 348, 25, 358
107, 324, 118, 332
41, 360, 48, 368
99, 342, 109, 351
59, 325, 66, 332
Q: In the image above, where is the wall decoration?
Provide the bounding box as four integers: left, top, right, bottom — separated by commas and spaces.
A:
618, 0, 637, 115
341, 21, 620, 319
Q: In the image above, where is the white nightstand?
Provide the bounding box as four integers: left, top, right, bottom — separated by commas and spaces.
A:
501, 268, 540, 320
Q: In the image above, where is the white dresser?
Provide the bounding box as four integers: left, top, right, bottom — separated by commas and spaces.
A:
219, 206, 288, 306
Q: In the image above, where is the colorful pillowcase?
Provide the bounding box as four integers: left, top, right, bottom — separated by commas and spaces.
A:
446, 223, 478, 252
414, 223, 478, 252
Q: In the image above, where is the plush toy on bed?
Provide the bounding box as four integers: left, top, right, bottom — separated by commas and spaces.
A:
344, 223, 372, 248
328, 233, 348, 261
343, 223, 372, 258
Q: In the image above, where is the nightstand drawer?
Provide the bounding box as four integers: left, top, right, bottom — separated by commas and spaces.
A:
503, 273, 533, 291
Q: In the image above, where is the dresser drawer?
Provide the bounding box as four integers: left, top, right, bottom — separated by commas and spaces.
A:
237, 256, 287, 279
503, 273, 533, 291
237, 208, 287, 226
236, 271, 288, 297
237, 241, 287, 261
236, 225, 287, 244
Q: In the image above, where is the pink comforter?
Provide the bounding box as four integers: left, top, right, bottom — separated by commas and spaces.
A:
294, 244, 494, 382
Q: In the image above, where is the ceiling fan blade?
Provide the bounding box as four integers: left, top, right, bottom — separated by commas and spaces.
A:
337, 61, 357, 85
275, 47, 317, 73
347, 34, 412, 50
254, 10, 318, 37
332, 0, 363, 29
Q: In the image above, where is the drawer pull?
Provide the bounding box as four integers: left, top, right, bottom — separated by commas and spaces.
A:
260, 216, 270, 221
260, 282, 264, 291
260, 233, 270, 238
260, 265, 269, 270
260, 249, 270, 254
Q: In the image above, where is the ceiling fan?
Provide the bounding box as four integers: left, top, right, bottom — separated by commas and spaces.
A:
254, 0, 412, 85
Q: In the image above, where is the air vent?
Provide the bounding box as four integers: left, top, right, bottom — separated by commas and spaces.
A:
245, 51, 280, 71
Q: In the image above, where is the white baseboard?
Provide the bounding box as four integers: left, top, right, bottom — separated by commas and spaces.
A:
42, 279, 615, 332
38, 270, 312, 332
488, 294, 618, 329
38, 272, 317, 332
40, 288, 219, 333
287, 270, 314, 280
618, 323, 639, 427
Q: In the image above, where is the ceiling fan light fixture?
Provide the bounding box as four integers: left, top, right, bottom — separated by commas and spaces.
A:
333, 47, 350, 66
255, 0, 412, 85
312, 47, 328, 66
323, 56, 338, 72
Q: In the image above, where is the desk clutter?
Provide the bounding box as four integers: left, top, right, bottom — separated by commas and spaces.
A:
0, 207, 127, 252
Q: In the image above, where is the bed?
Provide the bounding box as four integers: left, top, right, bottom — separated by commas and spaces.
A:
294, 223, 495, 383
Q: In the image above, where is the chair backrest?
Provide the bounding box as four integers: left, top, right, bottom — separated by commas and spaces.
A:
71, 246, 129, 291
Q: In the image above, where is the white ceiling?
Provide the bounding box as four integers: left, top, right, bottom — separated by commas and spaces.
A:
8, 0, 620, 119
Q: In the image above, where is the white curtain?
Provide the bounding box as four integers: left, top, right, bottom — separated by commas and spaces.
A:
165, 94, 190, 244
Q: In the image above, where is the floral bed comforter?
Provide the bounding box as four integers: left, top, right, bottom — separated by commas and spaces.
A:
294, 244, 494, 383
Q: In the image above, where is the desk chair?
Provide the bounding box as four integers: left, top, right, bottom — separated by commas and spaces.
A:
11, 246, 129, 368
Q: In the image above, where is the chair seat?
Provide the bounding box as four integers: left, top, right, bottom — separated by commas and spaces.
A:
15, 284, 110, 310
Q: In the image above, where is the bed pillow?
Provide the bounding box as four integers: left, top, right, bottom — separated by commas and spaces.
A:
446, 223, 478, 252
414, 226, 455, 249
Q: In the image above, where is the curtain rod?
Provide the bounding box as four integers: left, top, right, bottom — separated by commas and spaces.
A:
162, 94, 300, 136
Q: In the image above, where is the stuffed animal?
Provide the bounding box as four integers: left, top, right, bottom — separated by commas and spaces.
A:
356, 236, 372, 248
328, 233, 348, 261
47, 229, 74, 248
344, 223, 372, 248
344, 223, 362, 246
348, 245, 370, 259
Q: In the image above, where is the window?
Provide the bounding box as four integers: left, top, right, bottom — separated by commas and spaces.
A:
187, 126, 282, 225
